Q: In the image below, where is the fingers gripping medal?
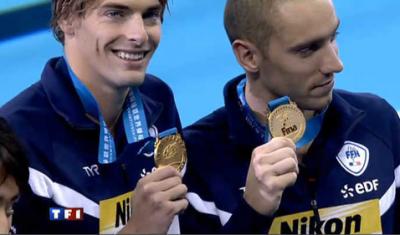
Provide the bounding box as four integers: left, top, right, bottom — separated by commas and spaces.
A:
154, 132, 187, 172
267, 96, 306, 143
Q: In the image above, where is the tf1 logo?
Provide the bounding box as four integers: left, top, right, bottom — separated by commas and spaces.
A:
49, 207, 84, 221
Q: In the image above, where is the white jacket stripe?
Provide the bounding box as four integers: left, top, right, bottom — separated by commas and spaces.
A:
186, 192, 232, 225
29, 167, 99, 218
379, 165, 400, 215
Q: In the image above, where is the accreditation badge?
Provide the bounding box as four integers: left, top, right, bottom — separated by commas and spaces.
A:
154, 133, 187, 172
99, 191, 133, 234
267, 100, 306, 143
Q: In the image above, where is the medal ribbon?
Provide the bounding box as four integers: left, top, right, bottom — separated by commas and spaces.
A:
65, 58, 149, 164
159, 127, 178, 139
237, 78, 325, 147
237, 78, 269, 143
267, 96, 326, 148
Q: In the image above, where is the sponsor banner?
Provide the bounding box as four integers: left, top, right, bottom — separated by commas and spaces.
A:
269, 199, 382, 234
99, 191, 133, 234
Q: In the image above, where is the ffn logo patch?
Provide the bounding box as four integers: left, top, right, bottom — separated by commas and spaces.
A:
336, 141, 369, 176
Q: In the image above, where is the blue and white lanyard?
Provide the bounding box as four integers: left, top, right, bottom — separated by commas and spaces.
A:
237, 78, 326, 148
66, 59, 149, 164
237, 78, 269, 143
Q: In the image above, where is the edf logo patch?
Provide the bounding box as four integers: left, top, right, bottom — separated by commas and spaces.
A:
336, 141, 369, 176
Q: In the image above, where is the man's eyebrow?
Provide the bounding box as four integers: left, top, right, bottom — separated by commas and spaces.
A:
98, 2, 162, 11
146, 5, 163, 12
289, 19, 341, 51
98, 3, 130, 11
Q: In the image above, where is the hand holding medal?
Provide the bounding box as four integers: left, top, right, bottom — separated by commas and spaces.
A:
244, 96, 304, 216
123, 129, 188, 234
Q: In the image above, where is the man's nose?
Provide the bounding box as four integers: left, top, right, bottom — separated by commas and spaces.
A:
319, 42, 344, 75
124, 15, 148, 45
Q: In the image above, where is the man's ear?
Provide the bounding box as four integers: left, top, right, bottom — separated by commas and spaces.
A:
232, 39, 262, 73
58, 18, 77, 38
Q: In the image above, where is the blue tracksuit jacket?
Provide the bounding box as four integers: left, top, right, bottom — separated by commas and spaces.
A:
181, 74, 400, 234
0, 57, 182, 233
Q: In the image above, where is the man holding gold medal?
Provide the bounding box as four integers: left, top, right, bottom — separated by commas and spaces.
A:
180, 0, 400, 233
0, 0, 188, 233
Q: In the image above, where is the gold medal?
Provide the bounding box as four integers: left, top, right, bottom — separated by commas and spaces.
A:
267, 101, 306, 143
154, 133, 187, 172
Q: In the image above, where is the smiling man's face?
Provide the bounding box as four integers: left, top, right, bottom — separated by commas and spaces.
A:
63, 0, 163, 89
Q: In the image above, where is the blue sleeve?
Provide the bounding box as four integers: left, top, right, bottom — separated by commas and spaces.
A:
180, 113, 272, 233
379, 101, 400, 233
221, 197, 273, 233
180, 196, 272, 234
180, 155, 272, 233
391, 110, 400, 233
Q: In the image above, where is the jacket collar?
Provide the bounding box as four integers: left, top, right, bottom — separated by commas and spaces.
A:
313, 90, 366, 152
223, 74, 365, 149
41, 57, 163, 130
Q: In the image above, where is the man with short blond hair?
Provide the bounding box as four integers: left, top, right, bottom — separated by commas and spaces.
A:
181, 0, 400, 233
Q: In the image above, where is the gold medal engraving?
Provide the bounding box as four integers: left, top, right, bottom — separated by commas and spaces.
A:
154, 133, 187, 172
267, 103, 306, 143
